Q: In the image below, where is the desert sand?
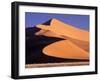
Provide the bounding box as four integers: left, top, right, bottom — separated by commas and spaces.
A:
36, 18, 89, 60
43, 40, 89, 60
37, 18, 89, 42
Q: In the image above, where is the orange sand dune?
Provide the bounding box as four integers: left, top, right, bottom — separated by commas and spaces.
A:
36, 30, 89, 59
37, 19, 89, 42
43, 40, 89, 60
35, 19, 89, 60
35, 29, 89, 52
36, 29, 89, 52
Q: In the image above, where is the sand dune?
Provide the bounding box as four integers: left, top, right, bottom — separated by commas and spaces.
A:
35, 18, 89, 60
36, 30, 89, 52
43, 40, 89, 60
37, 18, 89, 42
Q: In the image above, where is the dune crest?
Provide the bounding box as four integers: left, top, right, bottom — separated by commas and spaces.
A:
37, 18, 89, 42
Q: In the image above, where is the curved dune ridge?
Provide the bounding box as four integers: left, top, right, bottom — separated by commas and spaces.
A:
37, 18, 89, 42
36, 18, 89, 60
43, 40, 89, 60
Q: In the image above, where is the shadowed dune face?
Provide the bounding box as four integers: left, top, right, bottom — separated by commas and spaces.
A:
36, 18, 89, 60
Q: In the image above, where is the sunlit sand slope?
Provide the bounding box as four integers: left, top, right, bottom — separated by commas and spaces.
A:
37, 19, 89, 42
43, 40, 89, 60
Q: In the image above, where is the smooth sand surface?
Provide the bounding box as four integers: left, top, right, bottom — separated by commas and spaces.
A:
43, 40, 89, 60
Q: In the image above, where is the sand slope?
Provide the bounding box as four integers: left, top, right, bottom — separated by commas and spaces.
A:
43, 40, 89, 60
